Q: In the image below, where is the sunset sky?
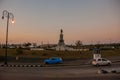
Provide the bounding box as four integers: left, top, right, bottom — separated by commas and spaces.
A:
0, 0, 120, 45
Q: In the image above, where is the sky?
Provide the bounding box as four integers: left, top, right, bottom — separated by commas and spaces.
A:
0, 0, 120, 45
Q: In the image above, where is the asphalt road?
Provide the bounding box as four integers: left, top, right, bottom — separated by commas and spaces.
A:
0, 63, 120, 80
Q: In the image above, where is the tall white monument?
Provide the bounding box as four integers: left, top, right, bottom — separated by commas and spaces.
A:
56, 29, 66, 51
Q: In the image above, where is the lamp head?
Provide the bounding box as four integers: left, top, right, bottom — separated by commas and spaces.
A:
2, 16, 4, 19
11, 18, 15, 23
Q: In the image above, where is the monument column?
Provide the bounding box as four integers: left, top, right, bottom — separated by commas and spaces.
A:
56, 29, 65, 51
58, 29, 65, 46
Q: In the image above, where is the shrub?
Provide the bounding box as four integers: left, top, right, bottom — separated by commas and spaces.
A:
32, 52, 36, 55
16, 48, 23, 55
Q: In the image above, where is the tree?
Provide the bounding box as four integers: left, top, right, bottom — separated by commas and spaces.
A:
23, 42, 31, 47
75, 40, 83, 56
75, 40, 83, 49
33, 43, 37, 48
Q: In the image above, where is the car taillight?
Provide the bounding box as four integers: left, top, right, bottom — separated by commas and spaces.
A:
93, 61, 96, 64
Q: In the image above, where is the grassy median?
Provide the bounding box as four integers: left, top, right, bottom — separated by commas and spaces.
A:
0, 48, 120, 62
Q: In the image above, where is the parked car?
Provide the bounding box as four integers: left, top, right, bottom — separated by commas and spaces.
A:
44, 57, 63, 64
91, 58, 111, 66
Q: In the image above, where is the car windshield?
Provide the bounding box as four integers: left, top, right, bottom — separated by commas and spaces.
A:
98, 59, 101, 61
50, 57, 58, 60
102, 59, 107, 61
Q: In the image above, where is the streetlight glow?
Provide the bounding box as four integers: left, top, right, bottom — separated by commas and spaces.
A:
11, 20, 15, 23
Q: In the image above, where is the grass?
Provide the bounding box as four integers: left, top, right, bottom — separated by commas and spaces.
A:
0, 48, 92, 58
101, 49, 120, 57
0, 48, 120, 62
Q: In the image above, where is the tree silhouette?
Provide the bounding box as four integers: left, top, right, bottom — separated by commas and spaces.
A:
23, 42, 31, 48
75, 40, 83, 49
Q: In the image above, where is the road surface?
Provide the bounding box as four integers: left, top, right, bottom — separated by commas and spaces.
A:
0, 63, 120, 80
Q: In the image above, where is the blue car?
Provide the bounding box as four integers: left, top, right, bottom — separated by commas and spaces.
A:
44, 57, 63, 64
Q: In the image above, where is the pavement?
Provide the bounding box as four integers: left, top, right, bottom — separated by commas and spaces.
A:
0, 56, 120, 80
0, 65, 120, 80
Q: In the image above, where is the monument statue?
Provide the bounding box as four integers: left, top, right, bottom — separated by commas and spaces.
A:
58, 29, 65, 46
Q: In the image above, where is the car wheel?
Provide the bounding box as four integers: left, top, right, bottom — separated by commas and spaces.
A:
59, 62, 63, 64
96, 64, 99, 67
45, 62, 48, 64
108, 63, 111, 66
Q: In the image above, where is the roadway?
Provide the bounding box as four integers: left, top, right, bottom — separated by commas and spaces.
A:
0, 63, 120, 80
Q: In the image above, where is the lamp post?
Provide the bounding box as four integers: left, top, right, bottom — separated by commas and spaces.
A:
2, 10, 14, 65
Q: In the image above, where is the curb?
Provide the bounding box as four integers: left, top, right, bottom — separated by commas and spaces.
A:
0, 64, 41, 67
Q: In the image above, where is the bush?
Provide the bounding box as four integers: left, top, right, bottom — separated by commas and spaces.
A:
42, 53, 48, 56
16, 48, 23, 55
32, 52, 36, 55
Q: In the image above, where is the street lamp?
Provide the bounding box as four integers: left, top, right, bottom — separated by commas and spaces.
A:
2, 10, 14, 65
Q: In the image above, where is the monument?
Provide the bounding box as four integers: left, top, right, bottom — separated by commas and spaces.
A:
56, 29, 66, 51
58, 29, 65, 46
54, 29, 75, 51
